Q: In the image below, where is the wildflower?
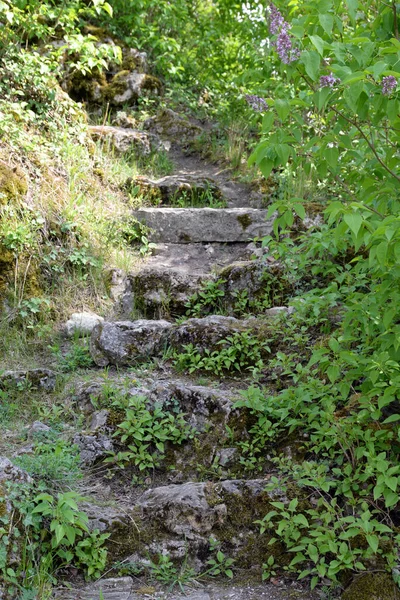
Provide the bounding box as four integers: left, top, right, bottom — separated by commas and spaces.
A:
382, 76, 397, 96
319, 73, 340, 88
245, 94, 268, 112
268, 3, 299, 64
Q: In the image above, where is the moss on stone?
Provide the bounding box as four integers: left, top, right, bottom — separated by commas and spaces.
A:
66, 68, 107, 103
103, 70, 131, 101
342, 573, 400, 600
236, 213, 252, 230
0, 162, 27, 205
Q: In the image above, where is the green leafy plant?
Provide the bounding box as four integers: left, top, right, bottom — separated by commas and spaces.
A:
105, 394, 195, 471
173, 331, 270, 376
185, 278, 226, 317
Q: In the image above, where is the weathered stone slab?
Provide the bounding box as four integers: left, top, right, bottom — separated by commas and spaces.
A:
143, 108, 203, 144
132, 207, 272, 243
90, 316, 268, 366
88, 126, 165, 155
127, 174, 222, 206
65, 312, 104, 337
119, 267, 206, 319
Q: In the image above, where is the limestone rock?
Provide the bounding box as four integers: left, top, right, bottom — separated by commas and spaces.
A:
132, 207, 273, 243
136, 479, 287, 568
27, 421, 51, 439
120, 267, 206, 319
105, 71, 162, 105
139, 481, 226, 537
90, 315, 268, 366
112, 110, 138, 129
127, 174, 222, 206
168, 315, 260, 353
143, 108, 203, 144
54, 577, 134, 600
90, 320, 173, 367
65, 311, 104, 337
88, 125, 165, 155
73, 432, 114, 465
0, 368, 56, 391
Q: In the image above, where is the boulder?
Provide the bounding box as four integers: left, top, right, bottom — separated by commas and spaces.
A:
126, 174, 223, 206
90, 320, 173, 367
143, 108, 203, 144
65, 312, 104, 337
132, 207, 273, 243
88, 126, 166, 155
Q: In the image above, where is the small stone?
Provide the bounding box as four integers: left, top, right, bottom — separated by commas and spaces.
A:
27, 421, 51, 439
90, 409, 110, 431
65, 312, 104, 337
73, 432, 114, 465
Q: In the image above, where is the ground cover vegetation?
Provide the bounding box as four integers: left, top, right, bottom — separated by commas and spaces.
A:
0, 0, 400, 598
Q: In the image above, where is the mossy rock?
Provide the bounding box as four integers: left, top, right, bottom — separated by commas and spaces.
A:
0, 162, 27, 205
342, 573, 400, 600
103, 72, 162, 106
65, 68, 107, 103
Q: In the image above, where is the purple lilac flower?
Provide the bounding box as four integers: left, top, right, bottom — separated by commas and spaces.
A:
245, 94, 269, 112
382, 76, 397, 96
269, 3, 286, 35
268, 3, 299, 64
320, 73, 340, 88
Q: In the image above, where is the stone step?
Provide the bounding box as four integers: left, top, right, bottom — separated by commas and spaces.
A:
132, 207, 273, 243
90, 315, 273, 367
117, 259, 286, 320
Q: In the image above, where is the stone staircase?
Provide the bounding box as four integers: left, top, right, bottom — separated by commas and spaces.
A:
54, 128, 315, 600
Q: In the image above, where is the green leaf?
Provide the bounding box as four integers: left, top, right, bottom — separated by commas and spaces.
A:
383, 414, 400, 424
275, 99, 290, 122
301, 50, 321, 81
344, 212, 363, 236
366, 534, 379, 553
325, 147, 339, 169
319, 13, 334, 35
309, 35, 325, 56
262, 112, 275, 133
344, 81, 365, 113
258, 158, 274, 179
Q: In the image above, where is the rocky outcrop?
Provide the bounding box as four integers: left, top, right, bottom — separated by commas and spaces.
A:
143, 108, 203, 144
88, 125, 166, 155
73, 432, 114, 465
104, 72, 162, 105
132, 207, 273, 243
